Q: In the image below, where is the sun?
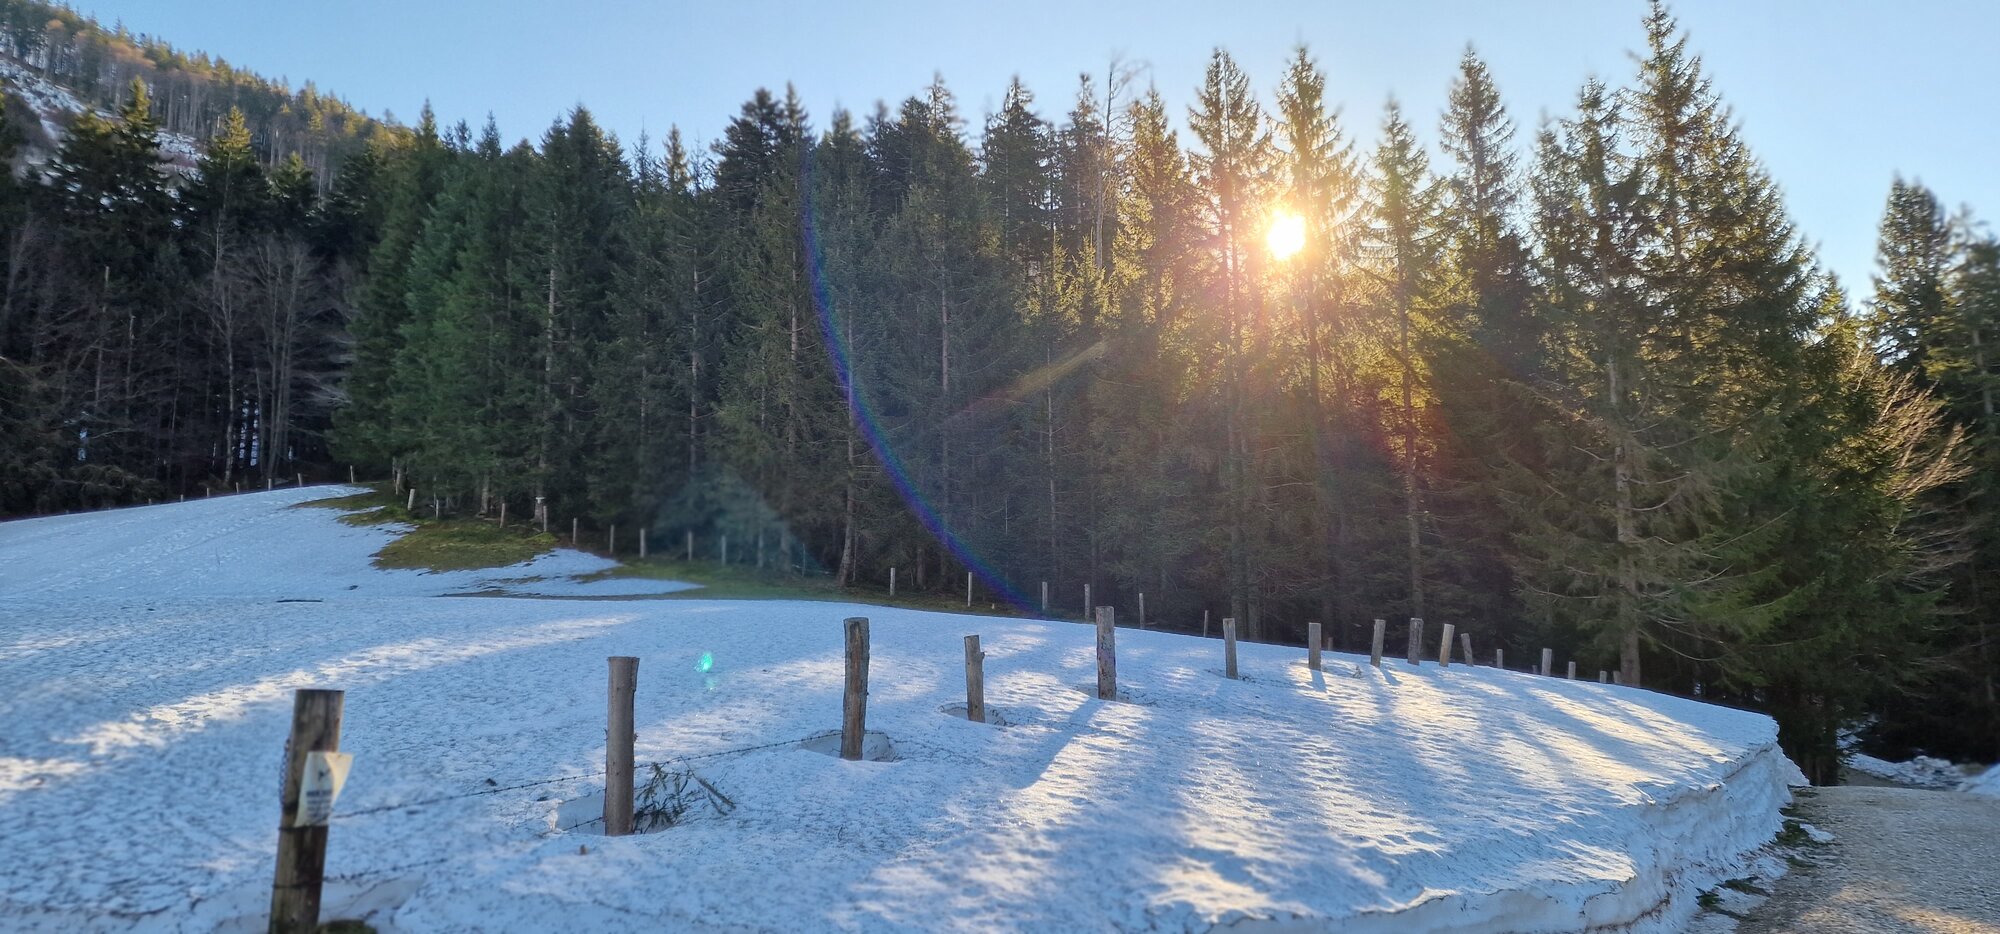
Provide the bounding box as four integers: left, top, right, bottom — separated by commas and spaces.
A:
1266, 211, 1307, 261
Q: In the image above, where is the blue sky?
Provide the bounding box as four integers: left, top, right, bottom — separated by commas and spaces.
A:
77, 0, 1999, 296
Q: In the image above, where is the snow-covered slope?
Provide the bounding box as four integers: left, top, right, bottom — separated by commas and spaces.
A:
0, 491, 1804, 932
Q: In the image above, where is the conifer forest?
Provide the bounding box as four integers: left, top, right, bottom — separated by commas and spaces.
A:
2, 0, 1995, 780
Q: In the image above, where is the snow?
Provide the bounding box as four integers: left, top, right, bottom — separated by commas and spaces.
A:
1964, 763, 2000, 798
1845, 752, 1964, 789
0, 490, 1807, 932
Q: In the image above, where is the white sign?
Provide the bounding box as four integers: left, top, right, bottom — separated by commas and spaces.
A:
294, 751, 354, 827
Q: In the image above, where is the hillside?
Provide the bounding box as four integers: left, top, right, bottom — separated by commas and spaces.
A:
0, 0, 391, 177
0, 490, 1807, 932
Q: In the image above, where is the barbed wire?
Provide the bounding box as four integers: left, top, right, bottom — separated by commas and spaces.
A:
331, 733, 822, 823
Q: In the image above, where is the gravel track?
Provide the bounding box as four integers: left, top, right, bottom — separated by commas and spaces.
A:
1737, 785, 2000, 933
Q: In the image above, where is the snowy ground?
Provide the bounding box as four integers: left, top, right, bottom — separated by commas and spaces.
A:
1, 489, 1805, 932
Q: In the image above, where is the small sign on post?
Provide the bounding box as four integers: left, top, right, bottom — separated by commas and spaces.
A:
292, 752, 354, 828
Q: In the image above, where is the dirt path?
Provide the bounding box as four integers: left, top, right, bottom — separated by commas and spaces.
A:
1736, 786, 2000, 933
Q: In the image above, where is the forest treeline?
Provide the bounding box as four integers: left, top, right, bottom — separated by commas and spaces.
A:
1, 3, 1995, 777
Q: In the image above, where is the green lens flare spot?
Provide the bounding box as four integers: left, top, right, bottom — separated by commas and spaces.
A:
696, 651, 714, 673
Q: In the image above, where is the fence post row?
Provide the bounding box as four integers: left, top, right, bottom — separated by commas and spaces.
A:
269, 688, 344, 934
605, 657, 638, 837
842, 617, 870, 760
964, 635, 986, 723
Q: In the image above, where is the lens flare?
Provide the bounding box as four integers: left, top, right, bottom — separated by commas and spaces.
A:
1267, 211, 1307, 261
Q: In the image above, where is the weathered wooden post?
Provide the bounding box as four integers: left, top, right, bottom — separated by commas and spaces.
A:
1307, 621, 1323, 671
1612, 670, 1623, 686
721, 533, 728, 564
1460, 632, 1475, 666
499, 501, 507, 527
964, 635, 985, 723
605, 657, 638, 836
1083, 584, 1091, 621
1223, 617, 1240, 679
1203, 610, 1210, 638
406, 488, 416, 511
269, 688, 344, 934
1567, 661, 1577, 680
639, 529, 647, 559
537, 496, 547, 532
1541, 648, 1554, 677
609, 525, 617, 555
348, 465, 355, 484
889, 567, 897, 597
1138, 592, 1146, 630
268, 477, 274, 491
296, 472, 303, 489
1406, 617, 1424, 666
1095, 606, 1117, 700
1495, 648, 1505, 670
842, 618, 870, 760
1371, 618, 1386, 667
685, 530, 694, 561
1599, 670, 1609, 684
1439, 623, 1456, 668
966, 571, 973, 607
571, 517, 579, 544
1041, 580, 1048, 614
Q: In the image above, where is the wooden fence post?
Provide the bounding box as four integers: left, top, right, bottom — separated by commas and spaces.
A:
1406, 617, 1424, 666
1599, 670, 1609, 684
605, 657, 638, 837
1041, 580, 1048, 614
610, 525, 616, 555
1307, 621, 1323, 671
406, 488, 416, 511
1612, 670, 1622, 686
269, 688, 344, 934
1095, 606, 1117, 700
572, 517, 579, 545
1370, 618, 1386, 667
1203, 610, 1210, 638
1567, 661, 1577, 680
640, 529, 647, 559
964, 635, 985, 723
721, 533, 728, 564
1460, 632, 1474, 667
966, 571, 973, 607
1083, 584, 1091, 621
1541, 648, 1554, 677
296, 472, 303, 489
842, 618, 870, 760
686, 530, 694, 561
1138, 593, 1146, 630
1223, 617, 1239, 679
499, 501, 507, 527
348, 465, 355, 484
1495, 648, 1504, 670
1439, 623, 1455, 668
889, 567, 897, 597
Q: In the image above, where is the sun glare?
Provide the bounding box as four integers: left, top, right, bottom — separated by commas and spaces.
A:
1267, 211, 1306, 261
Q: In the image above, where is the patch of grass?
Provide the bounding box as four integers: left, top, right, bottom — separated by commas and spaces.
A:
375, 519, 556, 572
295, 483, 555, 572
596, 556, 1070, 616
1697, 891, 1722, 911
1774, 819, 1824, 848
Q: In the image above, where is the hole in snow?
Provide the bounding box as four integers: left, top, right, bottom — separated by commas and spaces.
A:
796, 730, 898, 762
